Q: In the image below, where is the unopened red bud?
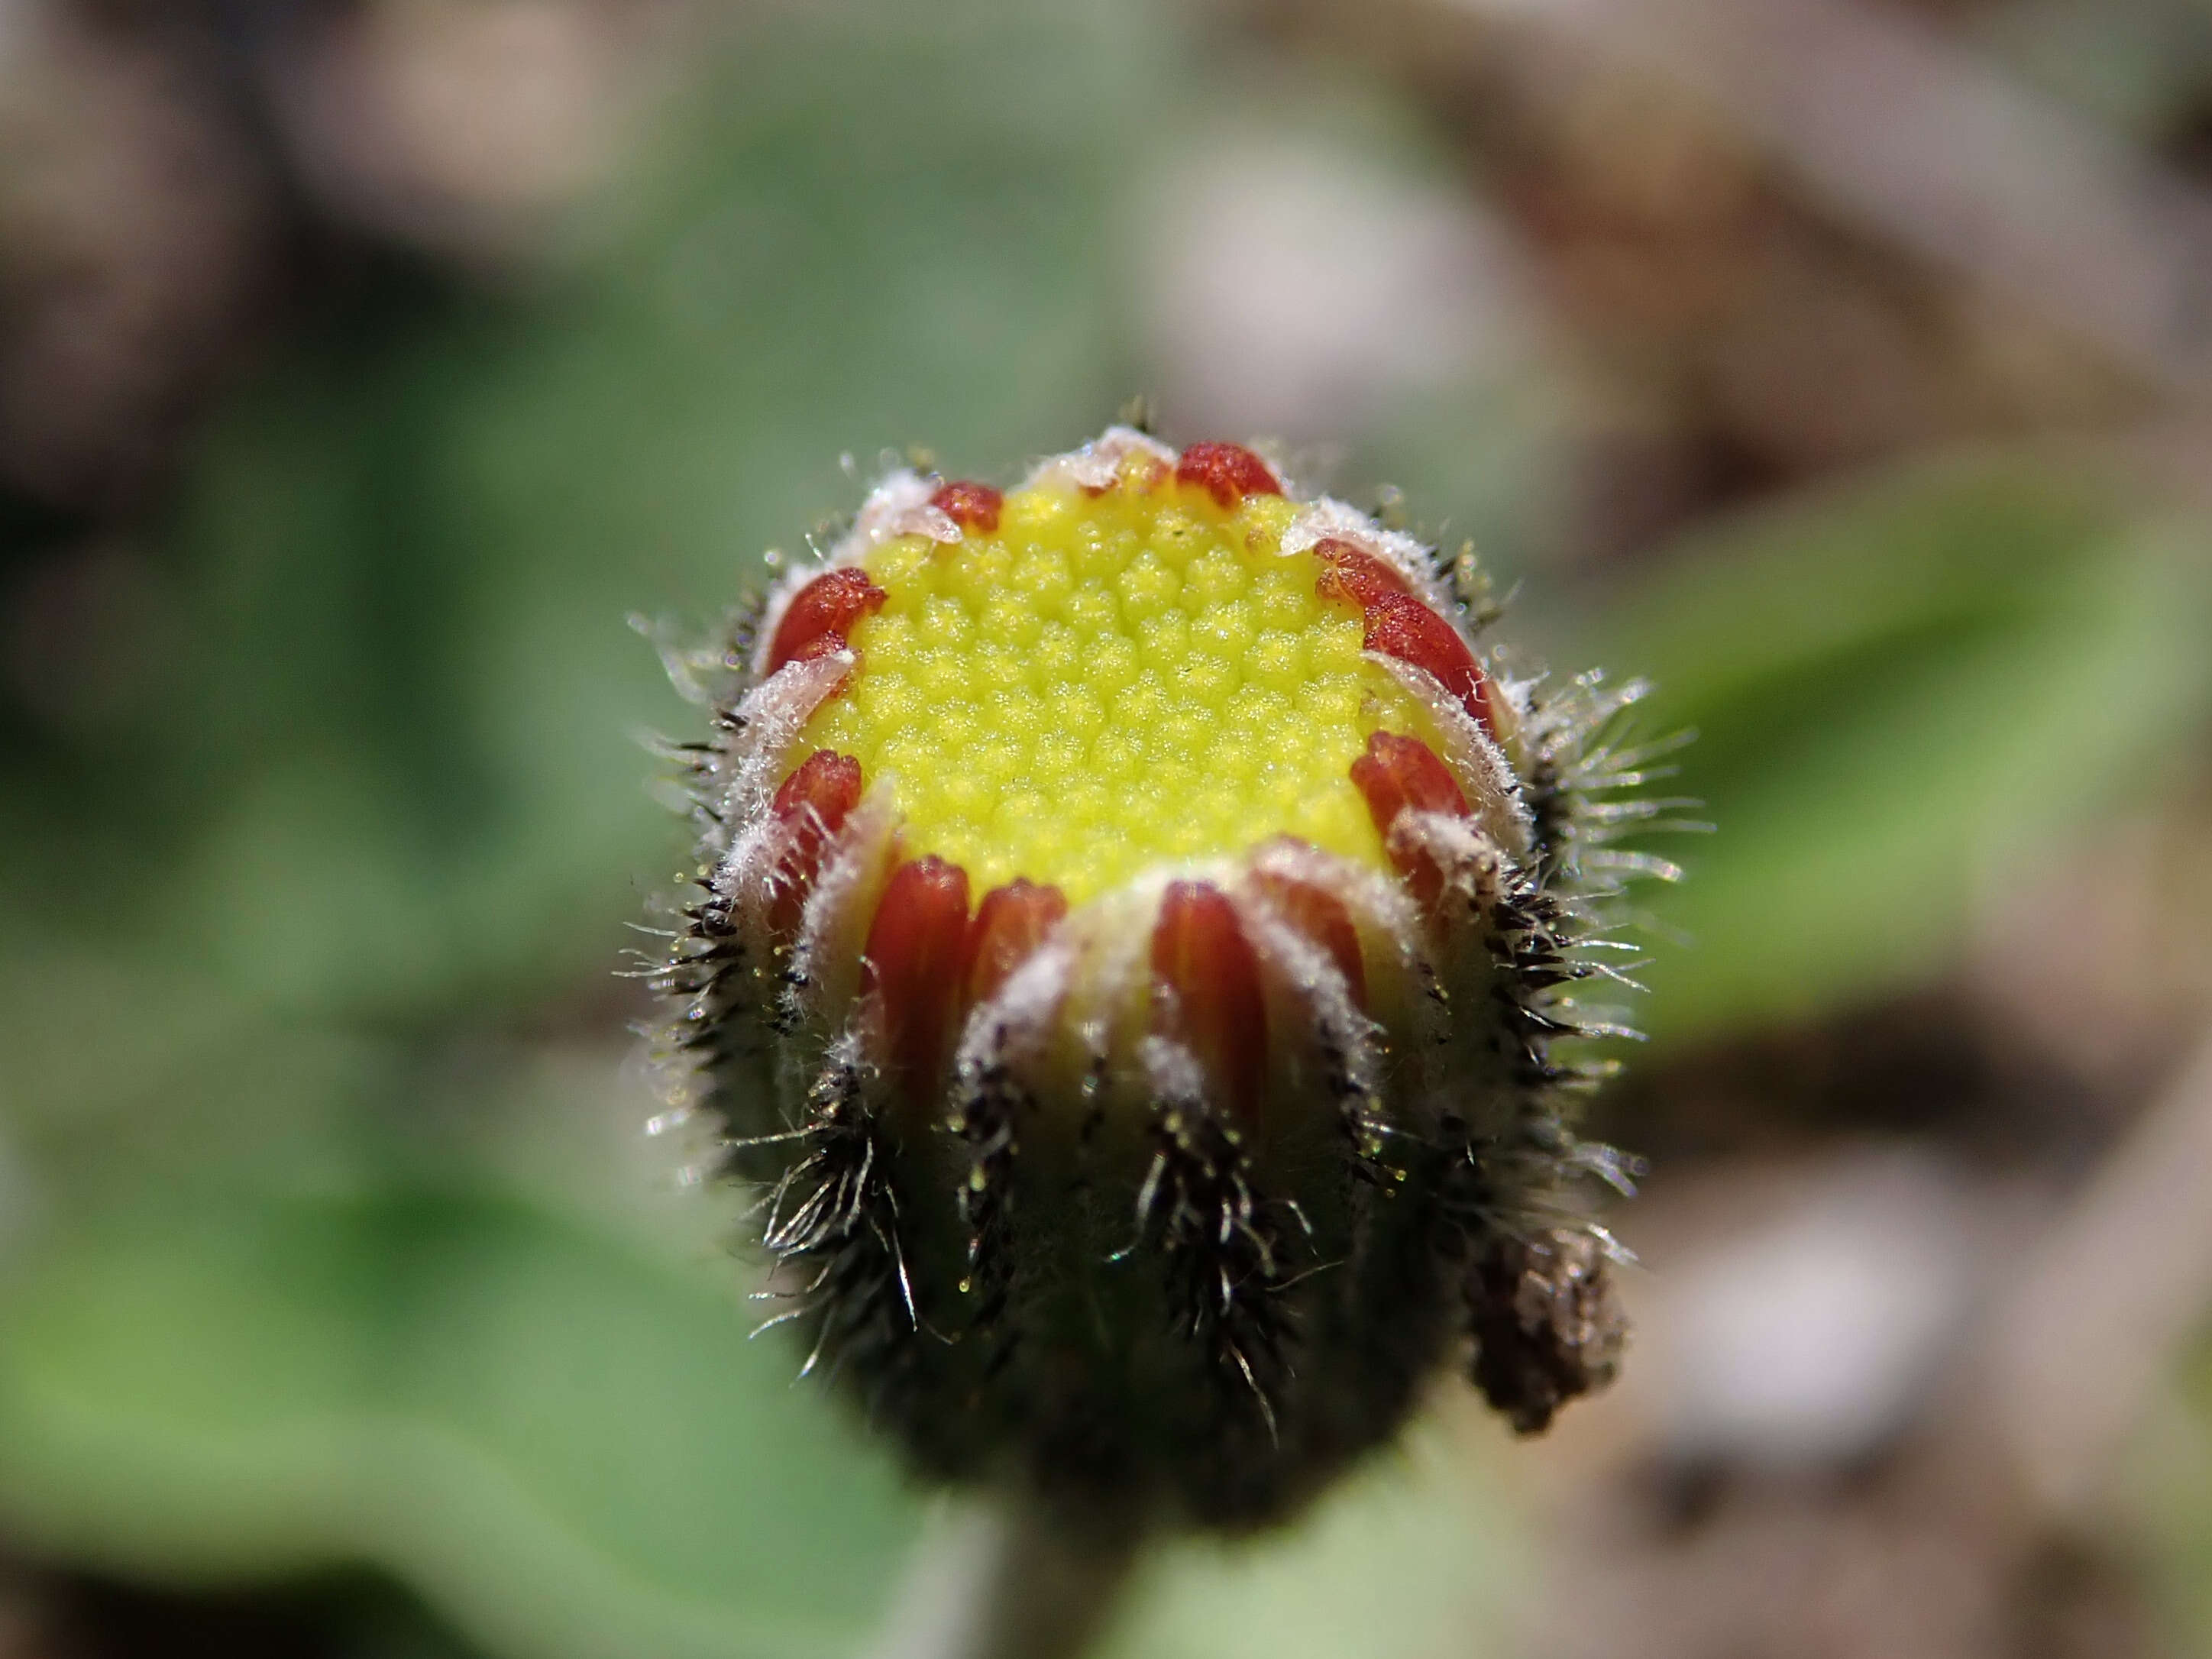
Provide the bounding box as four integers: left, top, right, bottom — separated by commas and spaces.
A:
655, 427, 1657, 1537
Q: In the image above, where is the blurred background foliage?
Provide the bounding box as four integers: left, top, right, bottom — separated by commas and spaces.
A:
4, 1, 2212, 1655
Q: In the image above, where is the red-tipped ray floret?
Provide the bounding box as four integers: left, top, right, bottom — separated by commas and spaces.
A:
1313, 539, 1497, 737
765, 568, 888, 674
1363, 595, 1498, 736
965, 879, 1069, 1007
863, 856, 975, 1106
1350, 730, 1470, 910
1312, 538, 1411, 608
930, 480, 1004, 535
1253, 864, 1367, 1012
765, 749, 865, 938
1176, 441, 1282, 509
1150, 881, 1269, 1127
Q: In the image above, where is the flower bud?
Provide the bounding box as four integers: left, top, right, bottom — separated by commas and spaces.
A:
650, 428, 1660, 1532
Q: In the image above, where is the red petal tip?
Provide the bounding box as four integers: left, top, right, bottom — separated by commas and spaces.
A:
1253, 865, 1366, 1012
1315, 542, 1495, 736
863, 856, 974, 1105
965, 879, 1069, 1007
1349, 731, 1469, 910
766, 750, 865, 937
1151, 881, 1269, 1126
1313, 538, 1412, 609
765, 568, 887, 675
1175, 441, 1282, 509
929, 480, 1004, 535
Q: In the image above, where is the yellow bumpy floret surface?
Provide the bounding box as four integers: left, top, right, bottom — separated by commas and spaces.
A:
793, 470, 1436, 904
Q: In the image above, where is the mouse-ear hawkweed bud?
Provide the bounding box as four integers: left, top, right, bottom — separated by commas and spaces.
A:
648, 427, 1669, 1534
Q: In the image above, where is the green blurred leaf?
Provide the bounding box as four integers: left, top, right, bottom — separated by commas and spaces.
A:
0, 1169, 917, 1659
0, 936, 916, 1657
1594, 457, 2212, 1042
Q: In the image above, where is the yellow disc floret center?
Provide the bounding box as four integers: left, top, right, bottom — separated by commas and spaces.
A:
793, 467, 1434, 904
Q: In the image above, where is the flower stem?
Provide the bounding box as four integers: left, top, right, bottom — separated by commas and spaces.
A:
865, 1498, 1137, 1659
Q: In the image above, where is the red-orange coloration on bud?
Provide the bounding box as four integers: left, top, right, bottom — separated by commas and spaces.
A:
1312, 538, 1412, 609
1254, 865, 1367, 1012
1151, 881, 1269, 1127
765, 750, 865, 937
766, 568, 888, 674
1350, 731, 1470, 910
1176, 441, 1281, 509
863, 857, 975, 1104
1364, 595, 1496, 736
930, 480, 1004, 535
964, 879, 1069, 1007
1315, 541, 1496, 736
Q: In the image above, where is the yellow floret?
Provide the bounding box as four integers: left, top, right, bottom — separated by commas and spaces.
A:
787, 476, 1437, 902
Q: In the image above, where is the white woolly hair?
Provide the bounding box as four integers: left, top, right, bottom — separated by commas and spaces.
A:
713, 651, 856, 858
1019, 425, 1176, 494
1048, 864, 1240, 1086
1367, 652, 1532, 858
1280, 497, 1458, 618
1392, 810, 1507, 917
1230, 875, 1382, 1103
953, 934, 1079, 1082
787, 780, 901, 1030
1246, 835, 1430, 985
1137, 1032, 1208, 1108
